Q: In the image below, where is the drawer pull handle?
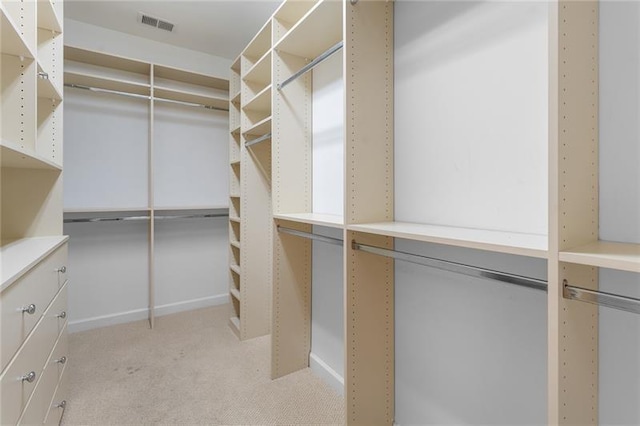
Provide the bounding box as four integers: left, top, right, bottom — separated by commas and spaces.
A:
57, 311, 67, 319
55, 400, 66, 409
56, 266, 67, 273
21, 304, 36, 315
21, 371, 36, 383
55, 356, 67, 364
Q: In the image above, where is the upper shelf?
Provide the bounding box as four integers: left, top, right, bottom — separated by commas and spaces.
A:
1, 7, 35, 58
243, 50, 271, 85
243, 85, 271, 112
65, 46, 150, 76
244, 116, 271, 137
274, 213, 344, 229
1, 236, 69, 292
273, 0, 319, 42
347, 222, 548, 259
274, 0, 342, 59
154, 64, 229, 92
242, 19, 272, 63
37, 62, 62, 100
1, 140, 62, 171
37, 0, 62, 33
560, 241, 640, 273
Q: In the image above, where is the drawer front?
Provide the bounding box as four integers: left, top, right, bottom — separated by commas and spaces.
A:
1, 244, 68, 371
0, 285, 66, 426
17, 354, 59, 425
44, 368, 68, 426
18, 325, 68, 426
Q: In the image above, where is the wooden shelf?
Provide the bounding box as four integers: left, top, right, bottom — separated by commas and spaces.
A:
37, 0, 62, 33
230, 240, 241, 249
1, 140, 62, 171
230, 264, 241, 275
244, 116, 271, 137
231, 91, 241, 105
231, 55, 241, 73
243, 85, 271, 112
560, 241, 640, 273
243, 19, 272, 62
230, 159, 241, 166
243, 50, 271, 86
347, 222, 548, 259
154, 86, 228, 110
1, 236, 69, 291
38, 63, 62, 100
65, 46, 149, 75
273, 0, 318, 36
229, 217, 241, 223
230, 287, 241, 301
65, 71, 151, 97
154, 64, 228, 92
274, 0, 342, 59
154, 205, 227, 212
231, 125, 241, 136
1, 8, 35, 58
274, 213, 344, 229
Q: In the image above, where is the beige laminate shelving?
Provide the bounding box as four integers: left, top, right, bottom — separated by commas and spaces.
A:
235, 0, 636, 424
1, 0, 68, 422
63, 46, 229, 329
227, 18, 273, 341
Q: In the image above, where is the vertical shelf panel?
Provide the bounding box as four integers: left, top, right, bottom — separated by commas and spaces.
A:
548, 1, 599, 424
271, 220, 312, 378
344, 1, 395, 425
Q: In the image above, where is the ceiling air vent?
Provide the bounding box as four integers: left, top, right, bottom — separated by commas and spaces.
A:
138, 12, 174, 32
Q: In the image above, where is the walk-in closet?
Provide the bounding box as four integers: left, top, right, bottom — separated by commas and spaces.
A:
1, 0, 638, 425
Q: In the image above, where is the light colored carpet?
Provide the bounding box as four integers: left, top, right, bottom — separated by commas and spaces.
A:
62, 304, 345, 425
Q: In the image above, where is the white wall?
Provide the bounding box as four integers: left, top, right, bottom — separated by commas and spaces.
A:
394, 1, 548, 236
598, 2, 640, 424
312, 51, 344, 216
310, 226, 344, 395
64, 19, 231, 78
309, 51, 345, 391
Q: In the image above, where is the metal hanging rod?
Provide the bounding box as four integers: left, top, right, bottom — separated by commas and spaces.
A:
64, 215, 149, 223
64, 83, 229, 112
154, 96, 229, 112
277, 226, 343, 247
245, 133, 272, 147
64, 213, 228, 224
277, 41, 344, 90
564, 280, 640, 315
352, 241, 548, 292
154, 213, 229, 220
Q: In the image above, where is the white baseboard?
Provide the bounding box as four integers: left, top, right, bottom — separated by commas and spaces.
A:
309, 352, 344, 396
68, 294, 229, 333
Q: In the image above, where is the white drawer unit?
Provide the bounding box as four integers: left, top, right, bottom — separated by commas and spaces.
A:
1, 244, 67, 371
0, 240, 69, 426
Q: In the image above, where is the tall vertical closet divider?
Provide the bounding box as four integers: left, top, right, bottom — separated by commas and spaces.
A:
236, 0, 640, 424
1, 0, 69, 423
63, 47, 229, 328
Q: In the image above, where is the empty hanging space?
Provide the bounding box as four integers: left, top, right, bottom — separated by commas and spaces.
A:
384, 1, 550, 256
272, 0, 344, 228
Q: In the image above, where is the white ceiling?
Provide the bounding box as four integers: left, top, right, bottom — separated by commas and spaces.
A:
65, 1, 281, 59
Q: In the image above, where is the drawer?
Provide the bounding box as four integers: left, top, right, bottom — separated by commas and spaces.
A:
1, 244, 68, 371
0, 286, 66, 425
44, 368, 68, 426
17, 326, 68, 426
